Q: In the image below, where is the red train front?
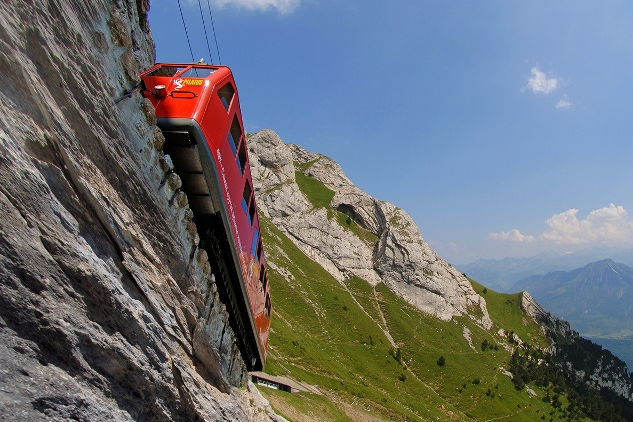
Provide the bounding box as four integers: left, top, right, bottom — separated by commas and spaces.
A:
140, 63, 271, 370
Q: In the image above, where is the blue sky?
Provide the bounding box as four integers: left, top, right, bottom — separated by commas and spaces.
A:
149, 0, 633, 264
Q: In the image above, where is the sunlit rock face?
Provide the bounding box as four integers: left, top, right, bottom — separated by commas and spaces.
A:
0, 1, 279, 420
520, 293, 633, 400
248, 129, 492, 328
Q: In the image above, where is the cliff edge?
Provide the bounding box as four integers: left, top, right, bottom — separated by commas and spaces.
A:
248, 129, 492, 328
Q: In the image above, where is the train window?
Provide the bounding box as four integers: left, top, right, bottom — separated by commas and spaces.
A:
256, 238, 263, 262
145, 66, 187, 77
230, 116, 242, 148
180, 67, 215, 78
241, 197, 249, 218
248, 197, 256, 226
242, 180, 253, 224
217, 83, 235, 111
260, 266, 267, 290
227, 116, 241, 157
236, 140, 247, 174
264, 293, 271, 317
251, 229, 259, 257
227, 132, 238, 156
242, 180, 252, 205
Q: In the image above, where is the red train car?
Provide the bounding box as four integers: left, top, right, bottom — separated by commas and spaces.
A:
140, 63, 271, 370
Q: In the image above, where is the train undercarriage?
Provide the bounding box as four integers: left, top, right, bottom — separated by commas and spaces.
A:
161, 124, 263, 370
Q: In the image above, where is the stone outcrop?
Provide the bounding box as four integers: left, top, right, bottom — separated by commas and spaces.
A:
520, 294, 633, 400
0, 1, 280, 420
248, 129, 492, 328
520, 291, 574, 337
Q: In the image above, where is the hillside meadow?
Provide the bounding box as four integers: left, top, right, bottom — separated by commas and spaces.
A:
257, 213, 576, 422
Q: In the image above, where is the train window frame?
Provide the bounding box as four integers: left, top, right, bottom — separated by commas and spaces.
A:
217, 82, 235, 111
251, 229, 259, 257
236, 139, 247, 174
242, 179, 253, 224
227, 115, 241, 157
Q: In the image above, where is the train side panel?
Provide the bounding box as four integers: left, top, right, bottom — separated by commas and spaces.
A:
140, 63, 271, 369
198, 73, 271, 361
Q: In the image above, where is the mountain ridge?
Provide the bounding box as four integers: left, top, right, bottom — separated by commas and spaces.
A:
512, 258, 633, 332
249, 129, 492, 328
511, 259, 633, 368
246, 130, 633, 420
456, 252, 633, 292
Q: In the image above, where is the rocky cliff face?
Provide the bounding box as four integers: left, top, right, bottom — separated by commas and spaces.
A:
248, 129, 492, 328
521, 293, 633, 400
0, 1, 280, 420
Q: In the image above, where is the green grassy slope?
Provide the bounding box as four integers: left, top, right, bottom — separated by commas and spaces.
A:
468, 279, 549, 350
258, 214, 586, 421
255, 170, 598, 421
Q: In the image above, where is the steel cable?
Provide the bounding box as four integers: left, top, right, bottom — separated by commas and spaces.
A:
177, 0, 195, 63
197, 0, 213, 63
206, 0, 222, 64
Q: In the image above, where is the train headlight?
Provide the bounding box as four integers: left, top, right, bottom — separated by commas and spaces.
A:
155, 85, 167, 98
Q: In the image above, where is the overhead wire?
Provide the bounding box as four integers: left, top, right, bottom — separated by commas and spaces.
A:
197, 0, 214, 63
177, 0, 222, 66
177, 0, 195, 63
206, 0, 222, 64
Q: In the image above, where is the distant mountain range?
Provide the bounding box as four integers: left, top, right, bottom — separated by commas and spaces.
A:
514, 259, 633, 370
459, 256, 633, 370
512, 259, 633, 337
457, 253, 633, 293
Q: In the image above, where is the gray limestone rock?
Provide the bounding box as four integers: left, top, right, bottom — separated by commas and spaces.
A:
248, 130, 492, 328
0, 0, 278, 420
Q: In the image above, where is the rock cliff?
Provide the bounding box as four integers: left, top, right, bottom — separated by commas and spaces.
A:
248, 129, 492, 328
521, 293, 633, 400
0, 0, 280, 420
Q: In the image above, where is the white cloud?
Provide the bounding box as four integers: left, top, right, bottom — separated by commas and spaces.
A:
489, 229, 535, 243
212, 0, 300, 14
555, 96, 573, 109
524, 67, 558, 94
541, 204, 633, 246
490, 204, 633, 249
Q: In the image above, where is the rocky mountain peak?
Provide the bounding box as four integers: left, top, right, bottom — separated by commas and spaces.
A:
584, 258, 633, 277
248, 130, 492, 328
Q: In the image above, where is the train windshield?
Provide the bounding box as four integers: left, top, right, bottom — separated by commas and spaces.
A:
144, 66, 216, 79
180, 67, 216, 78
145, 66, 188, 77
